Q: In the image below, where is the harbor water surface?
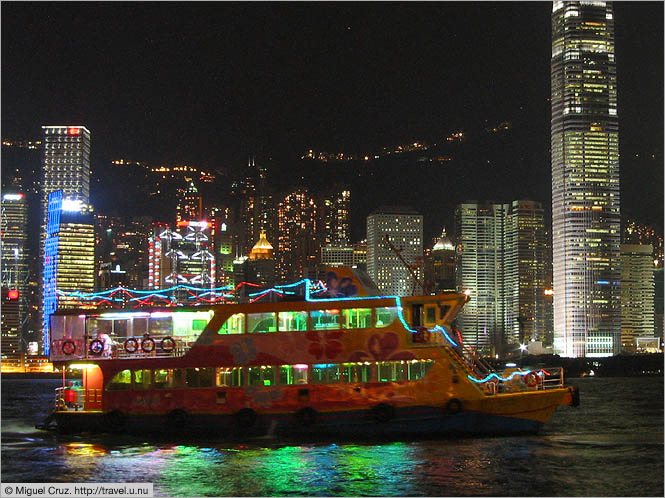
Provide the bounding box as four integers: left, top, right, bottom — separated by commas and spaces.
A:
1, 376, 662, 497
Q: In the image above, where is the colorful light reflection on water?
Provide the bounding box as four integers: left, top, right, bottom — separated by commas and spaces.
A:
1, 377, 663, 497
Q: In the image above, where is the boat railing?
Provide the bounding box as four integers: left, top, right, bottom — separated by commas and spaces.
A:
87, 335, 195, 360
54, 386, 103, 412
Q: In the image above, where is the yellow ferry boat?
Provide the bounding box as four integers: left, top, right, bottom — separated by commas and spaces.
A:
39, 274, 579, 437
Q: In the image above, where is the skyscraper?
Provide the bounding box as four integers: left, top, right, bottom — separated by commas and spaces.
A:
40, 126, 91, 352
620, 244, 655, 351
1, 192, 30, 336
551, 1, 621, 357
42, 191, 95, 354
455, 202, 506, 353
367, 206, 423, 296
503, 201, 546, 346
277, 188, 319, 282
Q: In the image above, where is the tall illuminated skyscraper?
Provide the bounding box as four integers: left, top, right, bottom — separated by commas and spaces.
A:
367, 206, 423, 296
551, 1, 621, 357
40, 126, 91, 352
42, 191, 95, 354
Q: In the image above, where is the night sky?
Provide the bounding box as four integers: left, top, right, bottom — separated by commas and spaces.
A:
2, 2, 663, 236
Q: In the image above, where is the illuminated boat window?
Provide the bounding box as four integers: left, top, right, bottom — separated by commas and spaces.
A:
216, 367, 244, 387
342, 308, 372, 329
342, 362, 373, 383
248, 312, 277, 333
248, 366, 276, 386
375, 307, 399, 328
172, 311, 214, 340
408, 359, 435, 381
425, 306, 437, 325
133, 369, 152, 390
378, 361, 408, 382
217, 313, 246, 334
154, 368, 183, 389
310, 310, 340, 330
185, 367, 215, 388
107, 369, 131, 390
311, 364, 341, 384
279, 364, 309, 385
278, 311, 308, 331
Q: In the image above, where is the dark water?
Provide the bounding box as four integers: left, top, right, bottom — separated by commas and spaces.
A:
1, 377, 663, 497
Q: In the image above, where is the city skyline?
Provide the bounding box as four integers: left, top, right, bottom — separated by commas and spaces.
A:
1, 3, 662, 236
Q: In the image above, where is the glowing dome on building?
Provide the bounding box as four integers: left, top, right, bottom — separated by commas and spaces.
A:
249, 231, 274, 260
433, 228, 454, 251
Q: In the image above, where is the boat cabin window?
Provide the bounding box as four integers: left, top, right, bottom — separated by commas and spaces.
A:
375, 307, 399, 328
342, 363, 373, 383
107, 369, 131, 390
310, 310, 340, 330
408, 359, 434, 380
278, 311, 308, 332
378, 361, 408, 382
154, 369, 183, 389
216, 367, 244, 387
279, 364, 308, 385
439, 305, 451, 322
185, 367, 215, 388
248, 312, 277, 333
311, 364, 341, 384
248, 366, 276, 386
133, 369, 152, 390
425, 306, 437, 326
342, 308, 372, 329
172, 311, 214, 340
217, 313, 246, 334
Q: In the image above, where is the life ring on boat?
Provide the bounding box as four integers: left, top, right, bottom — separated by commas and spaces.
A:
161, 336, 175, 353
445, 398, 463, 415
141, 337, 155, 353
124, 338, 139, 353
234, 408, 258, 429
88, 339, 104, 356
62, 340, 76, 355
296, 407, 318, 426
524, 371, 539, 388
372, 403, 396, 423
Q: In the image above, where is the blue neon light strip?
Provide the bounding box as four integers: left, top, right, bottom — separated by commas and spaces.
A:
467, 370, 535, 383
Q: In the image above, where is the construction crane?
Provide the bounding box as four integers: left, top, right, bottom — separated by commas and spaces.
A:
383, 234, 427, 295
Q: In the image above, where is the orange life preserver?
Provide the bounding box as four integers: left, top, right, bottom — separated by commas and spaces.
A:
62, 340, 76, 355
160, 336, 175, 353
141, 337, 155, 353
524, 371, 539, 388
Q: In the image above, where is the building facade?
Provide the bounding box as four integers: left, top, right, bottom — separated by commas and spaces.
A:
1, 192, 30, 339
277, 189, 320, 282
42, 191, 95, 354
551, 1, 621, 357
503, 200, 546, 346
367, 206, 423, 296
620, 244, 655, 351
455, 202, 506, 353
40, 126, 91, 353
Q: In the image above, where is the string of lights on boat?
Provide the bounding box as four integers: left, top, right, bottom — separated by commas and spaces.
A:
55, 279, 332, 308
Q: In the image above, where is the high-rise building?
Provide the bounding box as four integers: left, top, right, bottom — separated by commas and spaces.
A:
42, 191, 95, 354
503, 201, 546, 346
426, 227, 456, 293
40, 126, 91, 352
551, 2, 621, 357
455, 201, 546, 354
455, 202, 506, 353
1, 192, 30, 336
620, 244, 655, 351
320, 188, 351, 245
367, 206, 423, 296
176, 183, 203, 222
148, 220, 216, 292
1, 286, 23, 371
277, 189, 319, 282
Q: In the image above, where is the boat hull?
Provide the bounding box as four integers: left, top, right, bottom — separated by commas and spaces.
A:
52, 387, 573, 439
